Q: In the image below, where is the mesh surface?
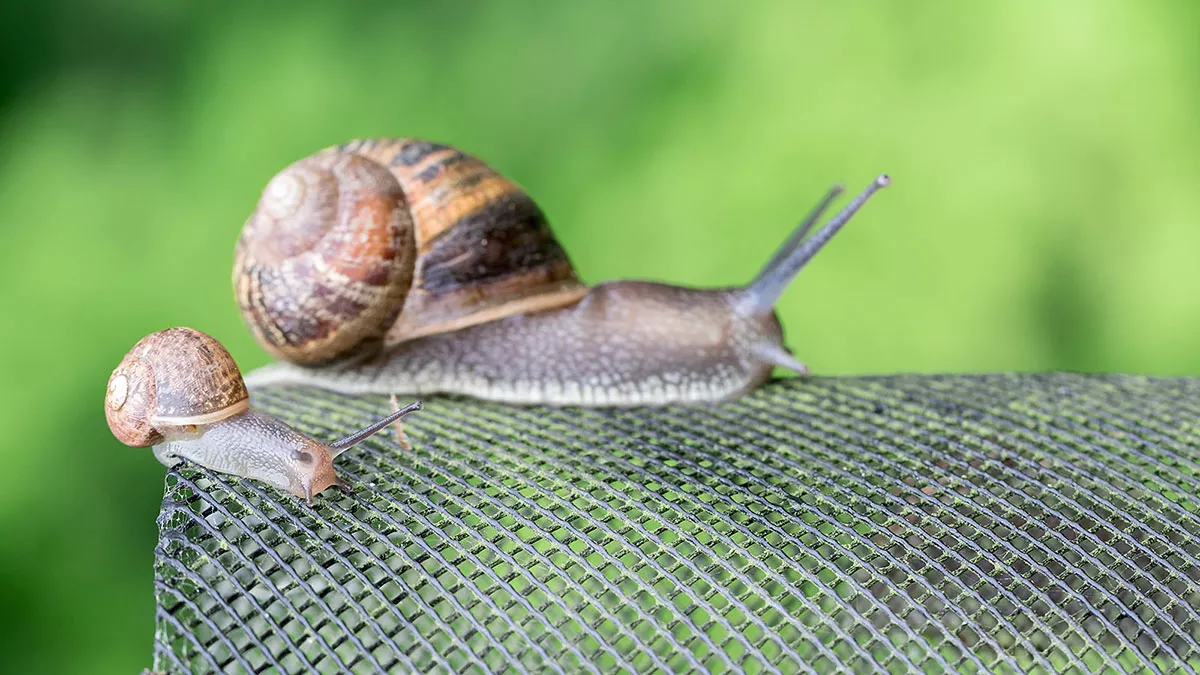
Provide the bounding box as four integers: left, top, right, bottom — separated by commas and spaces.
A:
152, 374, 1200, 674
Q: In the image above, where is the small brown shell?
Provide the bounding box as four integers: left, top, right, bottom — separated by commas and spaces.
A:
234, 150, 417, 364
105, 327, 250, 447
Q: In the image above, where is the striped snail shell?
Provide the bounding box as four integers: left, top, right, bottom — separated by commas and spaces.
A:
233, 138, 588, 365
105, 327, 250, 447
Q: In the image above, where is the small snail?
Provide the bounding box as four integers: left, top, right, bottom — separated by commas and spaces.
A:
104, 327, 421, 504
235, 138, 891, 405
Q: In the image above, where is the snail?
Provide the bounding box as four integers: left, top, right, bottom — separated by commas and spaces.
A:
104, 326, 421, 504
235, 138, 891, 406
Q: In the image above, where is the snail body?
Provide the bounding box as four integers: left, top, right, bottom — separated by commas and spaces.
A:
235, 139, 891, 406
105, 327, 420, 504
247, 281, 785, 405
149, 410, 339, 501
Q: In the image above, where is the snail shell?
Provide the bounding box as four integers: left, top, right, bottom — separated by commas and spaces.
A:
234, 151, 416, 364
233, 138, 587, 365
105, 327, 249, 447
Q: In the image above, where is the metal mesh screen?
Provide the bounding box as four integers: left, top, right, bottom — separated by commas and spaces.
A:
152, 374, 1200, 673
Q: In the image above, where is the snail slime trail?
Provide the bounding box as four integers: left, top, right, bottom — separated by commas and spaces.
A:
235, 138, 892, 405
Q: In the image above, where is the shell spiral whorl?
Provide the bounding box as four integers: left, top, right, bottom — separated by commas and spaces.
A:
234, 150, 417, 364
105, 327, 249, 447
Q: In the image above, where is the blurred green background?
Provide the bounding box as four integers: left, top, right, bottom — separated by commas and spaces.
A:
2, 1, 1199, 672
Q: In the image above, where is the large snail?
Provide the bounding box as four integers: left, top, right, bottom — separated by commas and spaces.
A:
104, 326, 421, 504
236, 138, 890, 405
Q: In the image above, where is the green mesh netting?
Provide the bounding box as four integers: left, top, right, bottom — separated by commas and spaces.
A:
152, 374, 1200, 674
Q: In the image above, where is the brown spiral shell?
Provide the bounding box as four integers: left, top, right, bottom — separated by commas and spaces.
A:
234, 150, 417, 364
105, 327, 250, 447
234, 138, 588, 363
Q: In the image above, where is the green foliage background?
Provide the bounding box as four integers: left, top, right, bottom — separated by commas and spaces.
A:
0, 2, 1197, 672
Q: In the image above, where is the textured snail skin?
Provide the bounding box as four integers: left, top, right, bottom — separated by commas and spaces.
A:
151, 409, 345, 504
244, 282, 786, 405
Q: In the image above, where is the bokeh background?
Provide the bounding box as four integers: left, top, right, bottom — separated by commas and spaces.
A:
2, 1, 1198, 672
